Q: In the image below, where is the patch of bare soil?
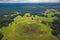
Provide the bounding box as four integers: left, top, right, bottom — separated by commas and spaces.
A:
23, 24, 46, 34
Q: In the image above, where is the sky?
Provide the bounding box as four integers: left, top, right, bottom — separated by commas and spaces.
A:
0, 0, 60, 3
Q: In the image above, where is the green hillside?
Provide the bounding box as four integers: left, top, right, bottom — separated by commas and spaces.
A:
0, 9, 60, 40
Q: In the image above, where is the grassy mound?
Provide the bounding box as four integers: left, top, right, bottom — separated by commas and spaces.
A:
0, 12, 59, 40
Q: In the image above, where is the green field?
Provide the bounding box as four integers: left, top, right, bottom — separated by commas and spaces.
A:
0, 9, 60, 40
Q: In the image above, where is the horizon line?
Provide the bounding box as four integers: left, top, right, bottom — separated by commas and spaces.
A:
0, 2, 60, 3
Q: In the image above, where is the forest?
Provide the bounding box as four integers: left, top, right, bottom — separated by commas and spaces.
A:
0, 9, 60, 40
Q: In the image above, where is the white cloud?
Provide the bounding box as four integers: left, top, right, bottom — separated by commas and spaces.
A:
0, 0, 60, 3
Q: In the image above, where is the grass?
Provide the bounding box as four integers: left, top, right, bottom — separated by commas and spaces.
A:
0, 11, 59, 40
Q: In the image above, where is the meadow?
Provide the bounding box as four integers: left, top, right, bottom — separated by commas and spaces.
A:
0, 9, 60, 40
